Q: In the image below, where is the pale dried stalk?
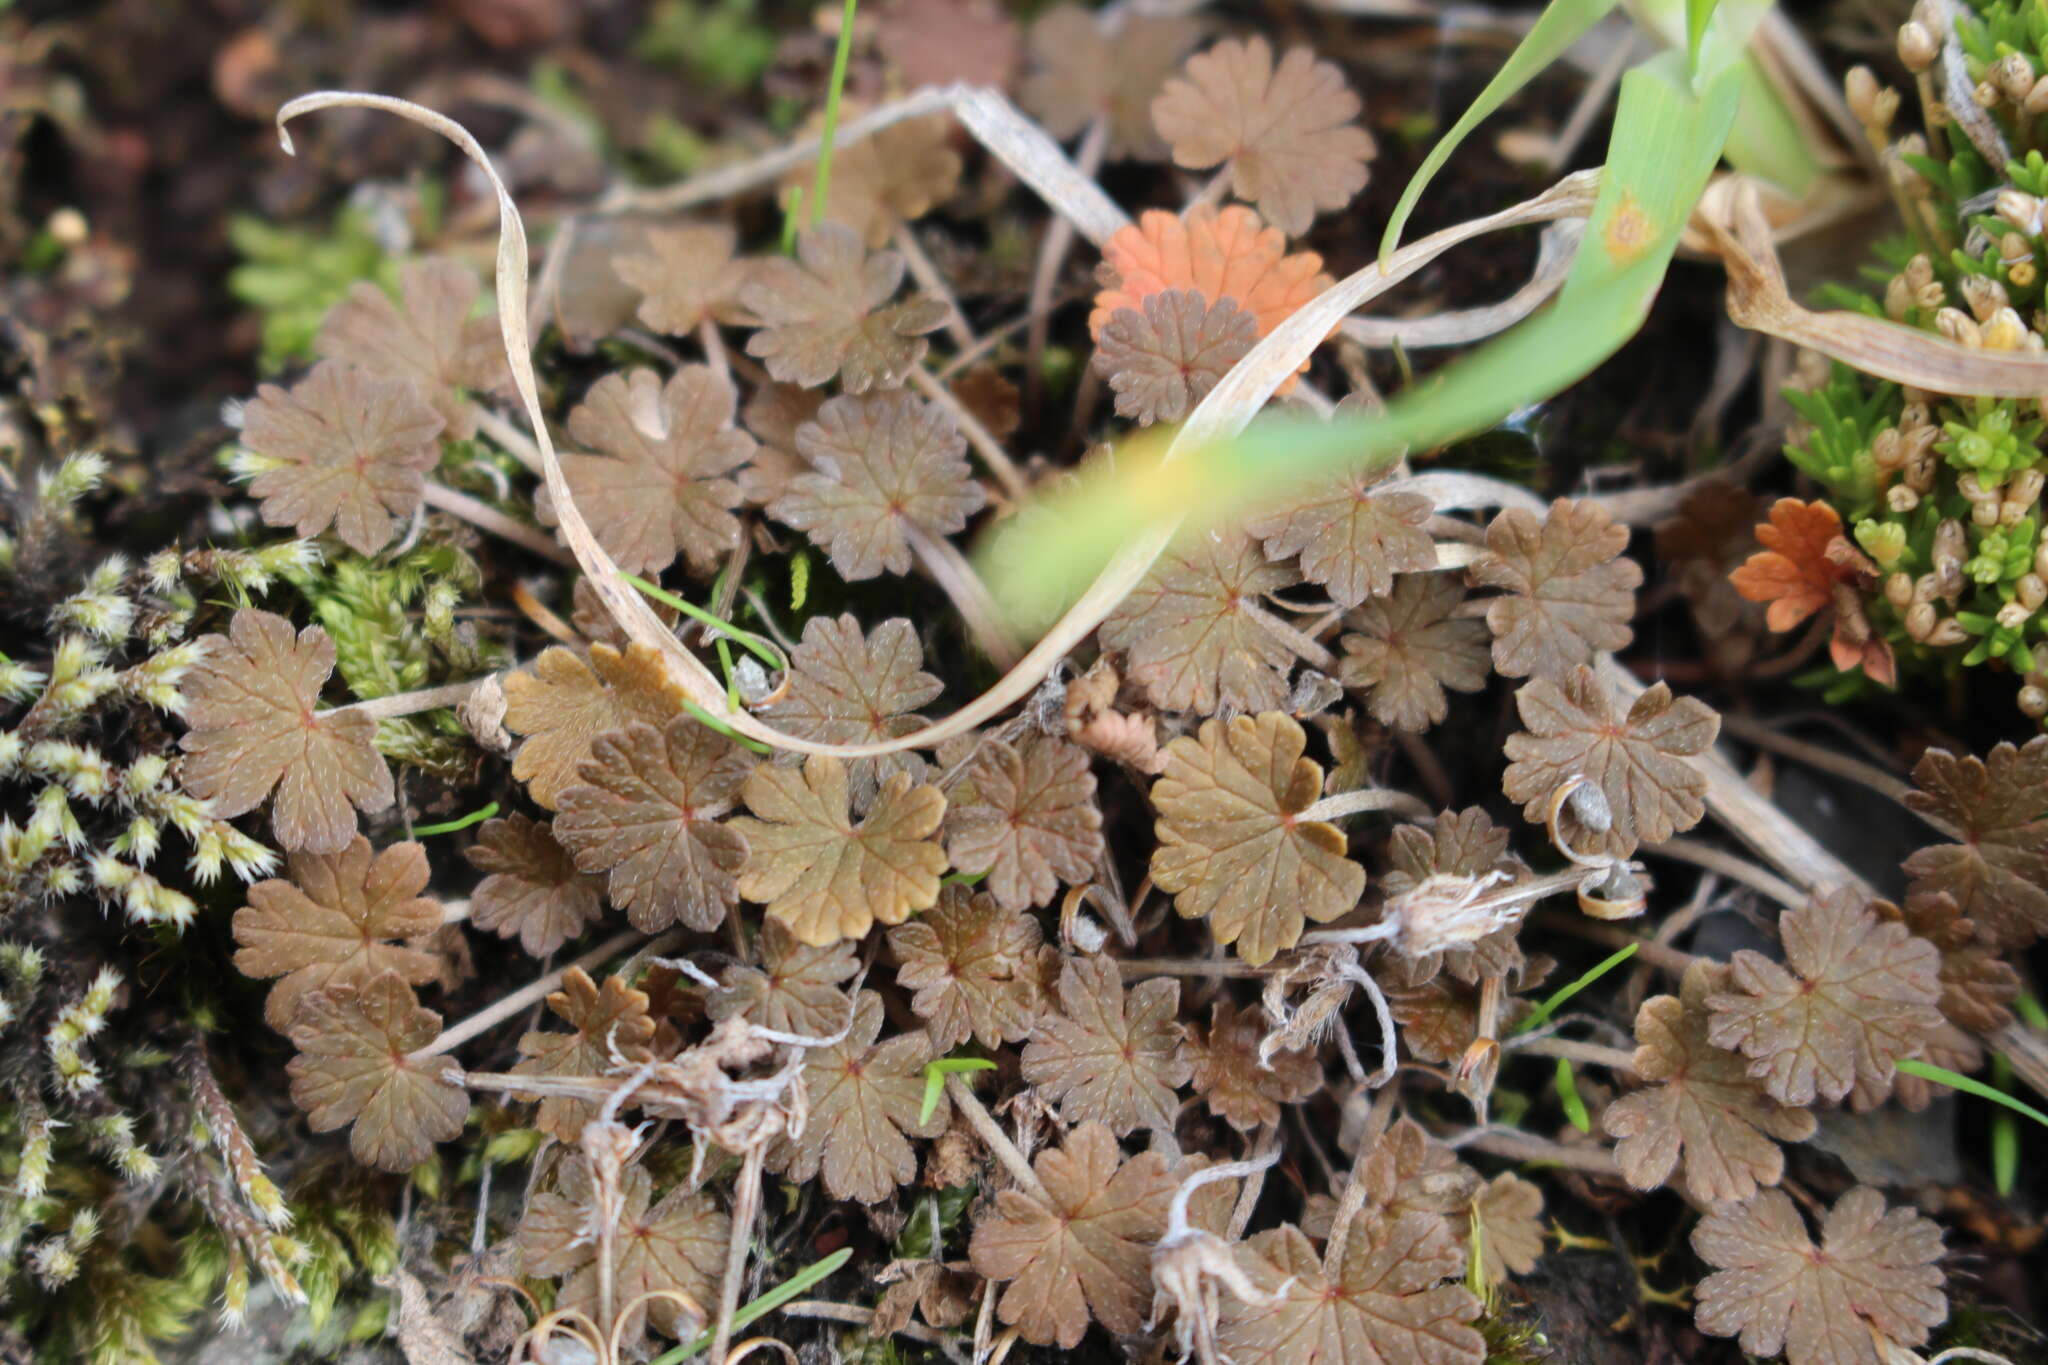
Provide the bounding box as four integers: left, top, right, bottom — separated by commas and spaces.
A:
421, 480, 576, 564
326, 676, 490, 721
711, 1144, 767, 1365
1702, 177, 2048, 396
1339, 219, 1582, 350
1504, 1035, 1639, 1075
945, 1073, 1049, 1202
1643, 837, 1806, 912
895, 222, 976, 354
413, 928, 653, 1059
907, 365, 1027, 502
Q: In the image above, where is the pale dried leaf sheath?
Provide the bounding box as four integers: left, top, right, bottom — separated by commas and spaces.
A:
275, 96, 1594, 762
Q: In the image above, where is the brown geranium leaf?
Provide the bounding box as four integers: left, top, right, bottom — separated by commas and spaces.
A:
1889, 891, 2020, 1036
741, 224, 949, 390
771, 392, 985, 581
731, 756, 948, 946
611, 223, 754, 336
757, 614, 943, 808
944, 736, 1102, 911
1337, 575, 1492, 732
1092, 290, 1256, 426
502, 643, 685, 809
285, 970, 468, 1172
1603, 961, 1817, 1204
1705, 889, 1943, 1107
737, 381, 827, 508
1377, 809, 1525, 986
1501, 666, 1719, 859
181, 608, 394, 853
1383, 977, 1483, 1065
554, 716, 753, 933
772, 991, 947, 1202
522, 1159, 729, 1348
241, 361, 444, 555
1471, 1174, 1545, 1284
464, 814, 604, 958
1151, 36, 1376, 236
1470, 498, 1642, 681
1021, 954, 1190, 1134
1218, 1220, 1484, 1365
1903, 737, 2048, 948
550, 366, 755, 576
875, 0, 1021, 92
233, 837, 442, 1031
315, 258, 508, 438
1150, 712, 1365, 966
1099, 531, 1299, 714
783, 110, 963, 248
1693, 1188, 1946, 1365
1247, 456, 1435, 610
512, 967, 660, 1141
967, 1121, 1177, 1347
1020, 5, 1203, 160
890, 886, 1046, 1049
1188, 999, 1321, 1130
708, 919, 859, 1036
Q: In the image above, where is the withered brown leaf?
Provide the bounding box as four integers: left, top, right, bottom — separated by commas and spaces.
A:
1150, 712, 1365, 966
782, 110, 963, 248
772, 392, 985, 581
241, 361, 445, 556
612, 223, 754, 336
502, 643, 685, 809
1336, 575, 1491, 732
1501, 666, 1719, 859
1218, 1219, 1484, 1365
1248, 461, 1435, 611
1693, 1188, 1946, 1365
890, 886, 1047, 1049
772, 991, 947, 1203
555, 716, 753, 933
1151, 36, 1376, 236
1377, 809, 1525, 987
181, 608, 394, 853
1188, 999, 1321, 1130
1099, 531, 1299, 714
552, 366, 755, 576
1020, 5, 1202, 160
1021, 954, 1190, 1134
1705, 889, 1943, 1107
1903, 737, 2048, 948
315, 258, 508, 439
708, 919, 860, 1037
732, 756, 948, 946
1603, 961, 1817, 1204
944, 736, 1102, 911
1471, 1173, 1545, 1284
1470, 498, 1641, 682
233, 836, 442, 1031
286, 970, 468, 1172
967, 1121, 1177, 1347
1866, 894, 2020, 1110
875, 0, 1021, 92
741, 224, 949, 390
465, 814, 604, 958
756, 614, 943, 807
1092, 290, 1256, 426
522, 1159, 729, 1348
513, 967, 659, 1141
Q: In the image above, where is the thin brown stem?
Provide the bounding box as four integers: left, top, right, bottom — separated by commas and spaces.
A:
894, 222, 977, 355
421, 481, 575, 565
470, 403, 546, 475
1025, 115, 1108, 410
1716, 713, 1950, 835
1242, 601, 1338, 672
1115, 957, 1273, 979
902, 523, 1022, 668
1644, 837, 1806, 912
414, 929, 651, 1059
711, 1144, 766, 1365
1505, 1035, 1639, 1075
779, 1301, 955, 1350
945, 1074, 1049, 1202
1298, 787, 1432, 825
1456, 1128, 1620, 1177
325, 676, 490, 721
1529, 910, 1703, 977
908, 365, 1027, 503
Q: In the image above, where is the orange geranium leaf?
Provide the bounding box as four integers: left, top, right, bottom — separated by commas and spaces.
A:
1091, 205, 1331, 342
1728, 498, 1842, 632
1831, 630, 1896, 687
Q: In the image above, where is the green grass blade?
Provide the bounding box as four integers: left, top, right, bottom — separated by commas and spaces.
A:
1556, 1056, 1592, 1133
982, 53, 1742, 625
623, 572, 784, 670
921, 1056, 997, 1123
1992, 1054, 2019, 1196
412, 802, 499, 837
809, 0, 860, 228
1896, 1058, 2048, 1129
1684, 0, 1718, 72
1514, 943, 1639, 1035
1380, 0, 1619, 263
653, 1246, 855, 1365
